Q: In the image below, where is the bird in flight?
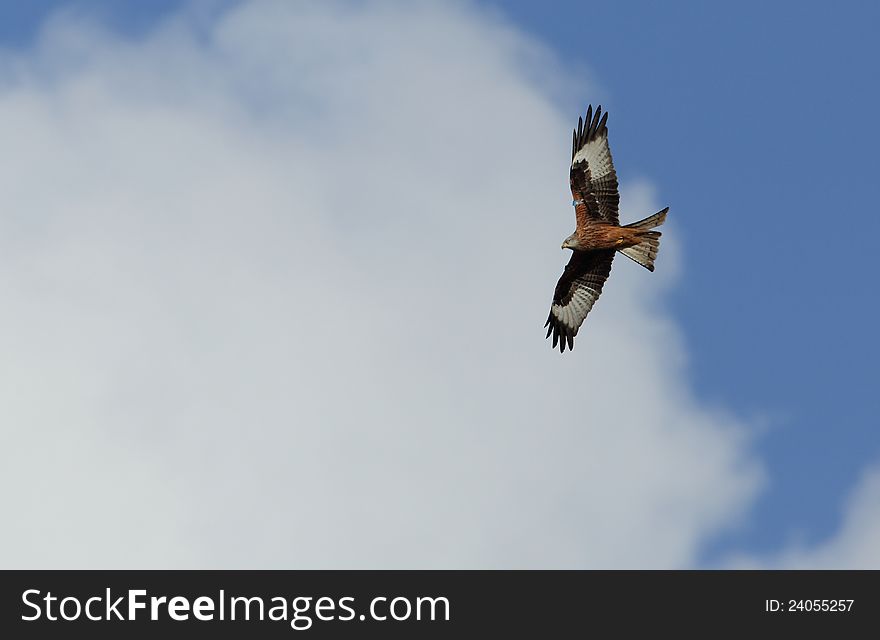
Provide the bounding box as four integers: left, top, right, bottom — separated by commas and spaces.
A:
545, 105, 669, 352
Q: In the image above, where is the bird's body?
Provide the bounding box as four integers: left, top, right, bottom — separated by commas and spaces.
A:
566, 220, 647, 252
545, 105, 669, 352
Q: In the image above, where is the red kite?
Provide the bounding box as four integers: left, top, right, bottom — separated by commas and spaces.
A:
545, 105, 669, 352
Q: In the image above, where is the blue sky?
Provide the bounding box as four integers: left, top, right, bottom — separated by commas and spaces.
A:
502, 0, 880, 560
491, 0, 880, 559
0, 1, 877, 567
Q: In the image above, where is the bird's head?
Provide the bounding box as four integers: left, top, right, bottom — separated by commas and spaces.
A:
561, 232, 579, 250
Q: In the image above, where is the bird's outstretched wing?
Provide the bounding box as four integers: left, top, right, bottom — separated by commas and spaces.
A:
570, 105, 619, 229
545, 249, 615, 352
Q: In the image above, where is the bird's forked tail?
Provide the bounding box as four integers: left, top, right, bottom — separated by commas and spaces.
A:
618, 207, 668, 272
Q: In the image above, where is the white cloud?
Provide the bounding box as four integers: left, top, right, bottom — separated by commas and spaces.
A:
0, 0, 763, 568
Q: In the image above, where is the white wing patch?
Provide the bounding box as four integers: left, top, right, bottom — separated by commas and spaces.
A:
572, 133, 614, 182
551, 285, 601, 333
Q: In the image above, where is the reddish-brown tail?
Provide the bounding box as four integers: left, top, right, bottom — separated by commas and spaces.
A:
619, 207, 668, 271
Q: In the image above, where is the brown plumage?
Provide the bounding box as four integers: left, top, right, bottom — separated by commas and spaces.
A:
545, 105, 669, 352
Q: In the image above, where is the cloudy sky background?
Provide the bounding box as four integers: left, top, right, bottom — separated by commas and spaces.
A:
0, 0, 877, 568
